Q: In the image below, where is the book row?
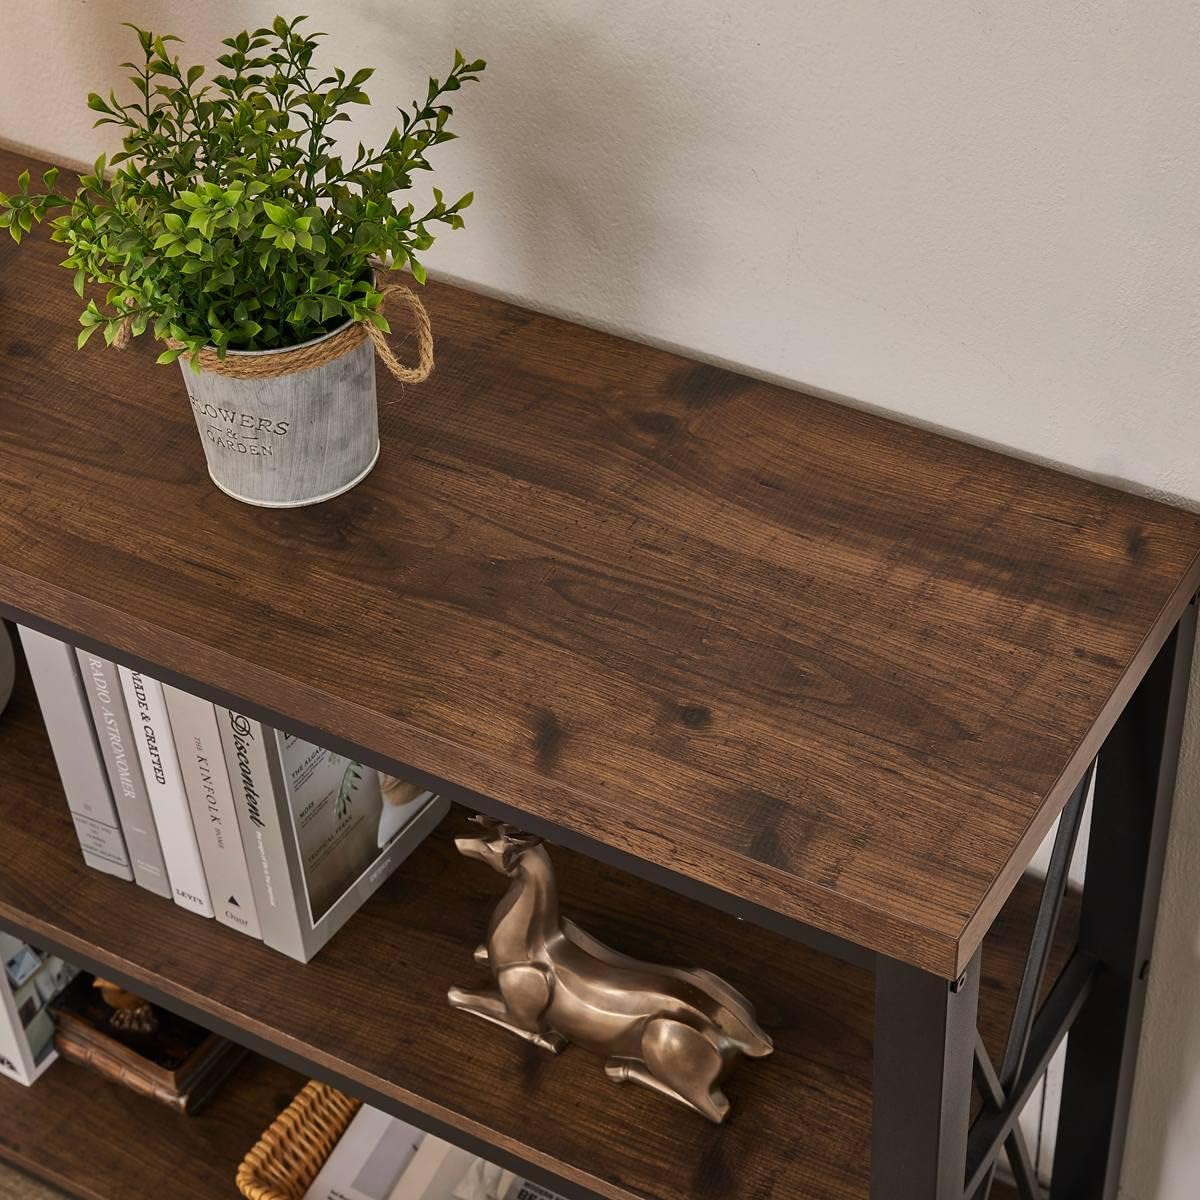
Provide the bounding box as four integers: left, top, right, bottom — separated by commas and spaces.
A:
18, 626, 449, 962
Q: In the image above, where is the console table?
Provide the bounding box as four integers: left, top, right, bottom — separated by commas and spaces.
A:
0, 145, 1197, 1200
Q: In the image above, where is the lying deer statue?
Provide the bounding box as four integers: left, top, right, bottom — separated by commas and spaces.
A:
448, 817, 773, 1123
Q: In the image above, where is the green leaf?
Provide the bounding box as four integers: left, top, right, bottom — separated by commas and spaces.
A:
16, 170, 29, 193
156, 345, 186, 364
77, 323, 101, 349
1, 18, 484, 356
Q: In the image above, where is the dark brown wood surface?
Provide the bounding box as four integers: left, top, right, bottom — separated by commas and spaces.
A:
0, 669, 1073, 1200
0, 1054, 303, 1200
2, 145, 1195, 976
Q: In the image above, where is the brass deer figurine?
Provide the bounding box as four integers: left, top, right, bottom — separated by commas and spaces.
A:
448, 818, 773, 1123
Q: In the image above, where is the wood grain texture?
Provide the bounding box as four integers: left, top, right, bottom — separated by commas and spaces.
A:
1, 144, 1196, 976
0, 670, 1074, 1200
0, 1054, 304, 1200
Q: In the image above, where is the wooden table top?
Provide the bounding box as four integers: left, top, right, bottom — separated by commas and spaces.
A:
2, 145, 1198, 977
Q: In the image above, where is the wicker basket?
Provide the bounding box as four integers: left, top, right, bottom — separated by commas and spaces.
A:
237, 1080, 362, 1200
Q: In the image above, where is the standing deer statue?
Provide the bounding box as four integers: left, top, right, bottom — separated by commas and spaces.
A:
448, 817, 773, 1123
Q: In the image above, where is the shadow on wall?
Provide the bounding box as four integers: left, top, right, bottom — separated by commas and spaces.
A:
19, 0, 692, 338
350, 0, 689, 338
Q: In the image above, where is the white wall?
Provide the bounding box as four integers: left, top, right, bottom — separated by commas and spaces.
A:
3, 3, 1199, 1194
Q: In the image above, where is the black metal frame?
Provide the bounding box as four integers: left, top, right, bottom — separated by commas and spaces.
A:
872, 950, 981, 1199
871, 600, 1197, 1200
1051, 599, 1197, 1199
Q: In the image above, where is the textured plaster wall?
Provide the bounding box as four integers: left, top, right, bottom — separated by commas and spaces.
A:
2, 3, 1199, 1195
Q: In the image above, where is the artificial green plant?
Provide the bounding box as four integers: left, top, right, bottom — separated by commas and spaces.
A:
0, 15, 484, 363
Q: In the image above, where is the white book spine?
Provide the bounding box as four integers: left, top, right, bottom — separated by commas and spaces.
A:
118, 666, 214, 918
17, 626, 132, 881
164, 685, 262, 939
217, 708, 304, 956
75, 649, 172, 899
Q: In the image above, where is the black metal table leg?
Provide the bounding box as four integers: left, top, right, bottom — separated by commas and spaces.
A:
872, 949, 981, 1199
1051, 601, 1198, 1199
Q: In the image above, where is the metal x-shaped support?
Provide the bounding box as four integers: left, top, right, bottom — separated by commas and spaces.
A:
965, 760, 1097, 1200
872, 608, 1194, 1200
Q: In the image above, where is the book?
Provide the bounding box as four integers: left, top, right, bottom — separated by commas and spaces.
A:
17, 625, 132, 881
50, 972, 246, 1114
303, 1106, 424, 1200
391, 1138, 569, 1200
164, 684, 262, 938
218, 709, 449, 961
300, 1105, 571, 1200
119, 666, 214, 918
75, 649, 172, 899
0, 932, 78, 1086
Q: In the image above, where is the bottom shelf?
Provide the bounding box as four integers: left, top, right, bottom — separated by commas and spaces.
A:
0, 1052, 1028, 1200
0, 1054, 305, 1200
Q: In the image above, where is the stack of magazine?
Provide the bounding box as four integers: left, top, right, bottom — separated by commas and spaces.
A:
0, 932, 78, 1085
18, 626, 448, 962
304, 1104, 568, 1200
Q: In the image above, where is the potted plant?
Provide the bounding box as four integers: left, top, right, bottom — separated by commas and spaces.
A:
0, 16, 484, 507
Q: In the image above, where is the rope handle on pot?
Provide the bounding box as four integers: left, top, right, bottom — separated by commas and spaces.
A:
113, 272, 435, 384
364, 280, 434, 384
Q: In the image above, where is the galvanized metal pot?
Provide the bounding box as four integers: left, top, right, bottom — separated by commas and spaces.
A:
179, 323, 379, 508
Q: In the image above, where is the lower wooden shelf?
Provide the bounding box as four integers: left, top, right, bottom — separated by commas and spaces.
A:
0, 668, 1071, 1200
0, 1053, 304, 1200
